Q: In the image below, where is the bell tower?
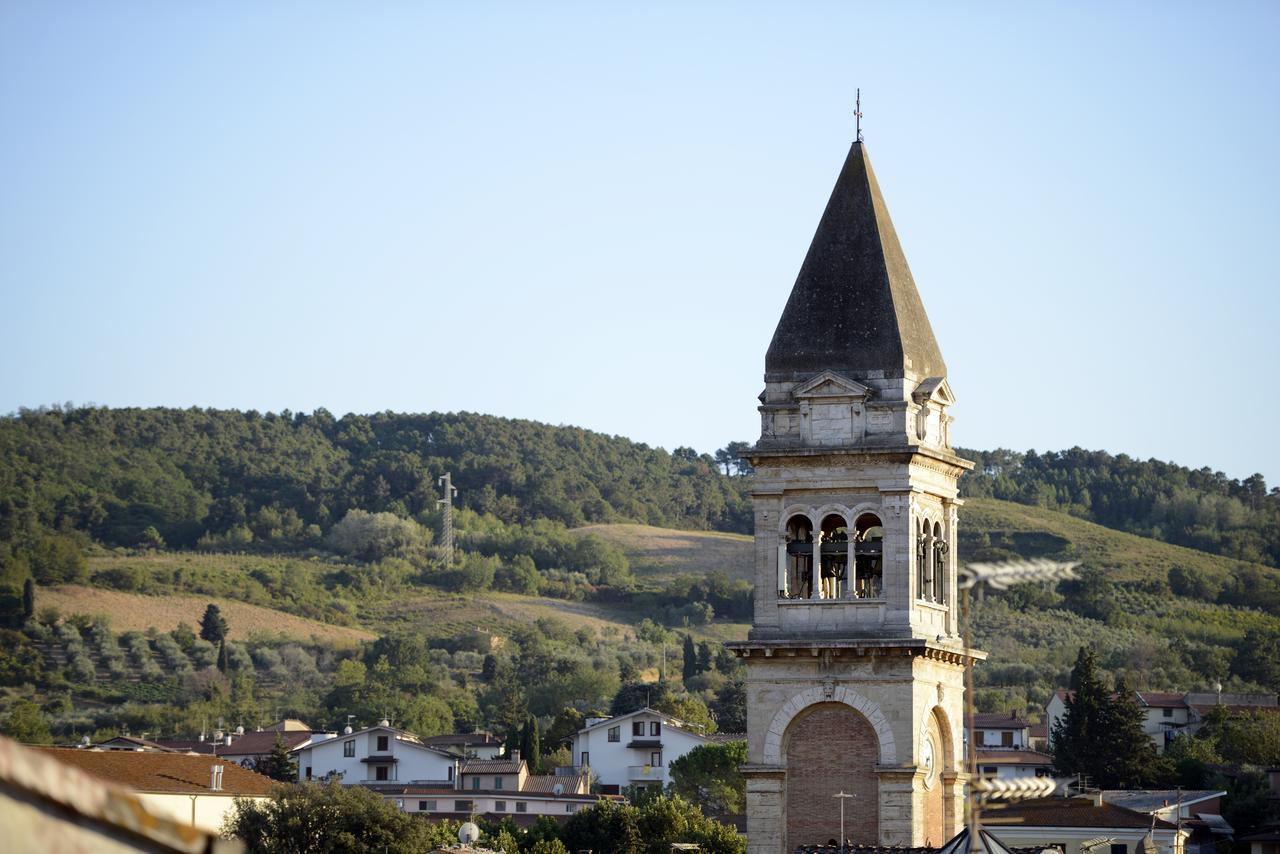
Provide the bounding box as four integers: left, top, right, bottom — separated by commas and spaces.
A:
728, 139, 978, 852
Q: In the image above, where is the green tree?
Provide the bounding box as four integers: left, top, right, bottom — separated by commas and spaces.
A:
710, 678, 746, 733
667, 740, 747, 814
22, 578, 34, 620
255, 734, 298, 782
1051, 648, 1164, 788
216, 640, 229, 673
199, 604, 228, 644
138, 525, 166, 550
520, 714, 541, 770
682, 635, 697, 682
224, 781, 459, 853
1, 699, 53, 744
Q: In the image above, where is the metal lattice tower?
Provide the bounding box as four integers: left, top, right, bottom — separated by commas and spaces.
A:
438, 472, 458, 560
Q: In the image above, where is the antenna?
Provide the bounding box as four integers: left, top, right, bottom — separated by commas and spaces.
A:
855, 89, 863, 143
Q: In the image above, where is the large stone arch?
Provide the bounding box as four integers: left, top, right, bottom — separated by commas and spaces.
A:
762, 685, 897, 766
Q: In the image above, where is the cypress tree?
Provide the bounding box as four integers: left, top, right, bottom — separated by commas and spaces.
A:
520, 714, 540, 771
1051, 647, 1110, 785
216, 639, 229, 673
22, 578, 34, 620
681, 635, 697, 682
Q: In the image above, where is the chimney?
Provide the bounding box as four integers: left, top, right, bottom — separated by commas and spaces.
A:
210, 765, 224, 791
511, 749, 521, 765
224, 734, 233, 746
1093, 791, 1104, 807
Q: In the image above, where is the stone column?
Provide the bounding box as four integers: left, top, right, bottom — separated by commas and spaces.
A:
847, 529, 857, 600
874, 766, 921, 845
941, 770, 970, 839
744, 766, 786, 854
812, 531, 823, 599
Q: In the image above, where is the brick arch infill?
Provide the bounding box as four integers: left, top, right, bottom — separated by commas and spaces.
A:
764, 686, 897, 766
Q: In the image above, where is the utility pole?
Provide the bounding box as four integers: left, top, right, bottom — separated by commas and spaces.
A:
438, 472, 458, 561
832, 791, 856, 851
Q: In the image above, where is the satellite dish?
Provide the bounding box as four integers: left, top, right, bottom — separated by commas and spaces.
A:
552, 783, 565, 797
459, 822, 481, 844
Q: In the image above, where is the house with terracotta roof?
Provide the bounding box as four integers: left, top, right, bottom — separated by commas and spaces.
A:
382, 748, 607, 825
290, 720, 456, 786
1, 736, 241, 853
36, 745, 274, 835
217, 729, 315, 771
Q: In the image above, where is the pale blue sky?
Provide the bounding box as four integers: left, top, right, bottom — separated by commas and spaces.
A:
2, 2, 1278, 485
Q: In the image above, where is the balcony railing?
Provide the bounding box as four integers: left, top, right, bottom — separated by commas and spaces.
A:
627, 765, 665, 782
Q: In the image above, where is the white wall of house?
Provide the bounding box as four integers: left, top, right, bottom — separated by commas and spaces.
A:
976, 726, 1027, 749
567, 709, 714, 791
390, 793, 596, 819
975, 761, 1051, 781
293, 726, 454, 785
132, 791, 269, 835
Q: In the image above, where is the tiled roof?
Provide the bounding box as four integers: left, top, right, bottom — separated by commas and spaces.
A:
153, 739, 217, 755
217, 730, 311, 756
96, 735, 175, 752
38, 747, 276, 796
983, 797, 1175, 830
1135, 692, 1188, 709
522, 773, 589, 794
1099, 790, 1224, 814
707, 732, 747, 743
461, 759, 523, 774
1, 738, 224, 853
974, 749, 1053, 765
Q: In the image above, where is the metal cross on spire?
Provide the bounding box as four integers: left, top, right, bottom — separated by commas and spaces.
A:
855, 88, 863, 143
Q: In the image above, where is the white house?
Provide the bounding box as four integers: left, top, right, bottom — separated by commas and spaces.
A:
292, 720, 457, 786
564, 707, 741, 794
970, 712, 1031, 749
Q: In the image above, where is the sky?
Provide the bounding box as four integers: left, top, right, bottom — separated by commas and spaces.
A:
2, 1, 1278, 486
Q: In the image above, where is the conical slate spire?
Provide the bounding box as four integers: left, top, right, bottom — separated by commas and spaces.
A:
765, 142, 946, 382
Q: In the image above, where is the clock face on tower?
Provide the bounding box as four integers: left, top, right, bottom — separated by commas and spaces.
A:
921, 734, 938, 789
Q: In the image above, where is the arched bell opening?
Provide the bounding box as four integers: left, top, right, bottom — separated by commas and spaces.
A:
782, 515, 814, 599
853, 514, 883, 599
916, 519, 933, 602
819, 514, 849, 599
932, 521, 947, 605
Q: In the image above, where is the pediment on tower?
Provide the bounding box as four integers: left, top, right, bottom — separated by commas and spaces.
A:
911, 376, 955, 406
791, 370, 873, 402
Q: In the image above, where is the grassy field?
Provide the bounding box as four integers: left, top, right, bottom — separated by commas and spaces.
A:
36, 585, 375, 647
571, 523, 753, 582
